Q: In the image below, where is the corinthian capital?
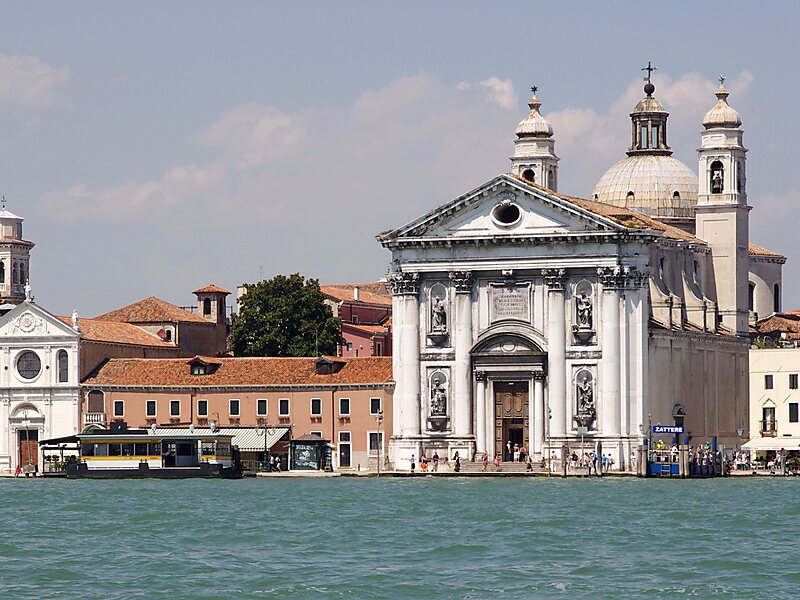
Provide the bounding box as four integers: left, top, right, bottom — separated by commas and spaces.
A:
387, 272, 420, 296
542, 268, 567, 290
449, 270, 473, 294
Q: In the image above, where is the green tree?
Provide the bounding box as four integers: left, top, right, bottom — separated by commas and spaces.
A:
230, 274, 345, 357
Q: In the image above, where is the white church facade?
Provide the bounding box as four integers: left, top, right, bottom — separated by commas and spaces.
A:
380, 73, 784, 470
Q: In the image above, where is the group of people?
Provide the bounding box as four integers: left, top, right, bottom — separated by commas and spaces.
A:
504, 441, 529, 463
410, 451, 460, 473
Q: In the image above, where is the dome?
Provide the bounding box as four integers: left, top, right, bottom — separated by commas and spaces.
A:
632, 95, 666, 114
703, 83, 741, 129
515, 94, 553, 137
591, 155, 699, 218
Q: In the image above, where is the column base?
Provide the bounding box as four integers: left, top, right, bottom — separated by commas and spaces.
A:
389, 436, 476, 469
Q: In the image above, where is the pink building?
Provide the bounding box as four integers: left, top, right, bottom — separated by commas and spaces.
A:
82, 355, 394, 470
321, 283, 392, 357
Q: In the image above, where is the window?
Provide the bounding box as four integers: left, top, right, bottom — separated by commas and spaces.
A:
310, 398, 322, 415
375, 342, 382, 356
774, 284, 781, 314
370, 397, 382, 415
521, 168, 535, 183
651, 124, 659, 148
748, 282, 755, 312
339, 431, 351, 443
165, 329, 172, 342
0, 262, 4, 284
791, 374, 798, 390
170, 400, 180, 417
191, 364, 206, 376
257, 399, 268, 416
146, 400, 157, 417
790, 403, 799, 423
197, 399, 208, 417
352, 315, 359, 324
113, 400, 124, 417
640, 124, 649, 149
339, 397, 350, 416
368, 431, 384, 455
57, 350, 69, 383
203, 298, 212, 316
310, 430, 323, 438
17, 351, 41, 380
710, 160, 724, 194
87, 391, 104, 414
765, 375, 774, 390
346, 342, 353, 352
229, 399, 240, 417
279, 398, 289, 416
19, 264, 25, 284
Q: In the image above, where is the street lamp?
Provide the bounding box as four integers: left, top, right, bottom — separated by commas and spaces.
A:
375, 409, 384, 476
257, 418, 275, 472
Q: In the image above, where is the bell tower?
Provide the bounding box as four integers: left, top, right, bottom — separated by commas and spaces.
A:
694, 78, 750, 335
510, 86, 559, 191
0, 198, 34, 306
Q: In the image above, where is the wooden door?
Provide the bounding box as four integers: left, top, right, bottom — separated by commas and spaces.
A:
494, 382, 529, 458
18, 429, 39, 467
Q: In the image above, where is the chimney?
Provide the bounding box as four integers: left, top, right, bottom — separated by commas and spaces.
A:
353, 286, 360, 302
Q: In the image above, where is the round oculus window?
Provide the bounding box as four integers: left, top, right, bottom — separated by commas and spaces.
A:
491, 201, 522, 228
17, 351, 41, 380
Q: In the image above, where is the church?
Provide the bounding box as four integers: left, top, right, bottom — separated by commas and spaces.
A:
379, 70, 784, 470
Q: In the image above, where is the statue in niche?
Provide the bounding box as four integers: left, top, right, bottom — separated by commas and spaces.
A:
430, 377, 447, 417
574, 373, 596, 429
431, 297, 447, 332
576, 293, 592, 330
711, 169, 723, 194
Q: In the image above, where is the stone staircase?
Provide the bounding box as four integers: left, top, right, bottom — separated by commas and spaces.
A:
459, 460, 548, 474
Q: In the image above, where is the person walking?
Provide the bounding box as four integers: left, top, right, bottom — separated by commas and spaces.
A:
432, 452, 440, 472
482, 452, 488, 472
410, 454, 416, 473
494, 454, 500, 472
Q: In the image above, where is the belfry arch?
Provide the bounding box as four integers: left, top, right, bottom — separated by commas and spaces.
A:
470, 328, 547, 459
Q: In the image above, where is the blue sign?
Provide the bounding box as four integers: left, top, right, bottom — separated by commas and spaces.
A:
652, 425, 684, 434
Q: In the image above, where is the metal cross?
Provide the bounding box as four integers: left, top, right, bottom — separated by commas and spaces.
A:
719, 74, 726, 86
642, 61, 657, 82
1, 196, 5, 210
530, 85, 538, 95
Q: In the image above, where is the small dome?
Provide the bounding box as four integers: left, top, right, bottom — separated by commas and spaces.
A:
515, 93, 553, 137
632, 95, 666, 114
703, 84, 741, 129
591, 155, 699, 218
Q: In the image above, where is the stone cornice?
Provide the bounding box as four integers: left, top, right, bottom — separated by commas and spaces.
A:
648, 327, 749, 348
79, 382, 395, 393
382, 230, 658, 251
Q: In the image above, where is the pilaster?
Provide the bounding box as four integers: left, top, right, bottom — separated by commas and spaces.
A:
450, 271, 474, 439
543, 268, 567, 437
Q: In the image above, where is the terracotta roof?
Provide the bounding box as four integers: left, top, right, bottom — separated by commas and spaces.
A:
320, 283, 392, 306
58, 317, 175, 348
343, 322, 390, 335
753, 313, 800, 340
507, 174, 704, 244
95, 296, 210, 324
0, 238, 35, 247
749, 242, 785, 258
83, 356, 394, 388
193, 284, 231, 295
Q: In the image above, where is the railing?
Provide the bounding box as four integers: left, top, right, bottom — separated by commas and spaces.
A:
83, 412, 106, 424
759, 420, 778, 436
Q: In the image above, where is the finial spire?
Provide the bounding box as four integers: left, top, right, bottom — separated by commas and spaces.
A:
719, 74, 726, 86
530, 85, 538, 95
1, 196, 5, 210
642, 61, 657, 83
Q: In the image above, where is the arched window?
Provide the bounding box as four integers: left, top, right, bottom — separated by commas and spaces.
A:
202, 298, 212, 316
0, 262, 5, 284
710, 160, 724, 194
748, 282, 755, 312
548, 167, 554, 189
87, 390, 104, 414
12, 263, 18, 284
673, 191, 680, 202
774, 283, 781, 314
737, 160, 743, 192
626, 191, 635, 203
57, 350, 69, 383
165, 329, 173, 342
19, 263, 25, 285
521, 168, 535, 183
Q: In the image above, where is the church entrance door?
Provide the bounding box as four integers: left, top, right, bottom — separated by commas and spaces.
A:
494, 381, 529, 459
18, 429, 39, 470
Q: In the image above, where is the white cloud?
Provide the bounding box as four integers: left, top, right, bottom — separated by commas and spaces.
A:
0, 54, 71, 109
457, 77, 518, 109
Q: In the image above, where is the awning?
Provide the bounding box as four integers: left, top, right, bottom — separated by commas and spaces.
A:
39, 435, 80, 446
152, 427, 289, 451
742, 437, 800, 451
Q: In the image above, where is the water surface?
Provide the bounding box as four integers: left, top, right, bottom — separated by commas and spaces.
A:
1, 477, 796, 599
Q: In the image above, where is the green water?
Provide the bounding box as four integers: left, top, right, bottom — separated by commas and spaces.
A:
1, 477, 797, 599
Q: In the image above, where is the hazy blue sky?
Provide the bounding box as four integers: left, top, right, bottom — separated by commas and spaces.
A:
1, 2, 799, 316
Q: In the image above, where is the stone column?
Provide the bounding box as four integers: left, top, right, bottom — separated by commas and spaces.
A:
388, 272, 421, 437
475, 370, 487, 453
486, 379, 495, 458
543, 269, 567, 438
450, 271, 474, 439
599, 267, 622, 438
533, 370, 545, 456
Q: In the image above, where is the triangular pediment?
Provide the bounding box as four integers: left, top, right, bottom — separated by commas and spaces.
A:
379, 174, 626, 243
0, 301, 80, 339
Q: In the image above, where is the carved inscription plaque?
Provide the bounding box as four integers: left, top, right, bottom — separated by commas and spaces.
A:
491, 284, 530, 323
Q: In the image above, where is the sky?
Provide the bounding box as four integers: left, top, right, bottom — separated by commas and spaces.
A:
1, 1, 799, 316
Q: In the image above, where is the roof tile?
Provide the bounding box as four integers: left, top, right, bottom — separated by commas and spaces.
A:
95, 296, 211, 324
